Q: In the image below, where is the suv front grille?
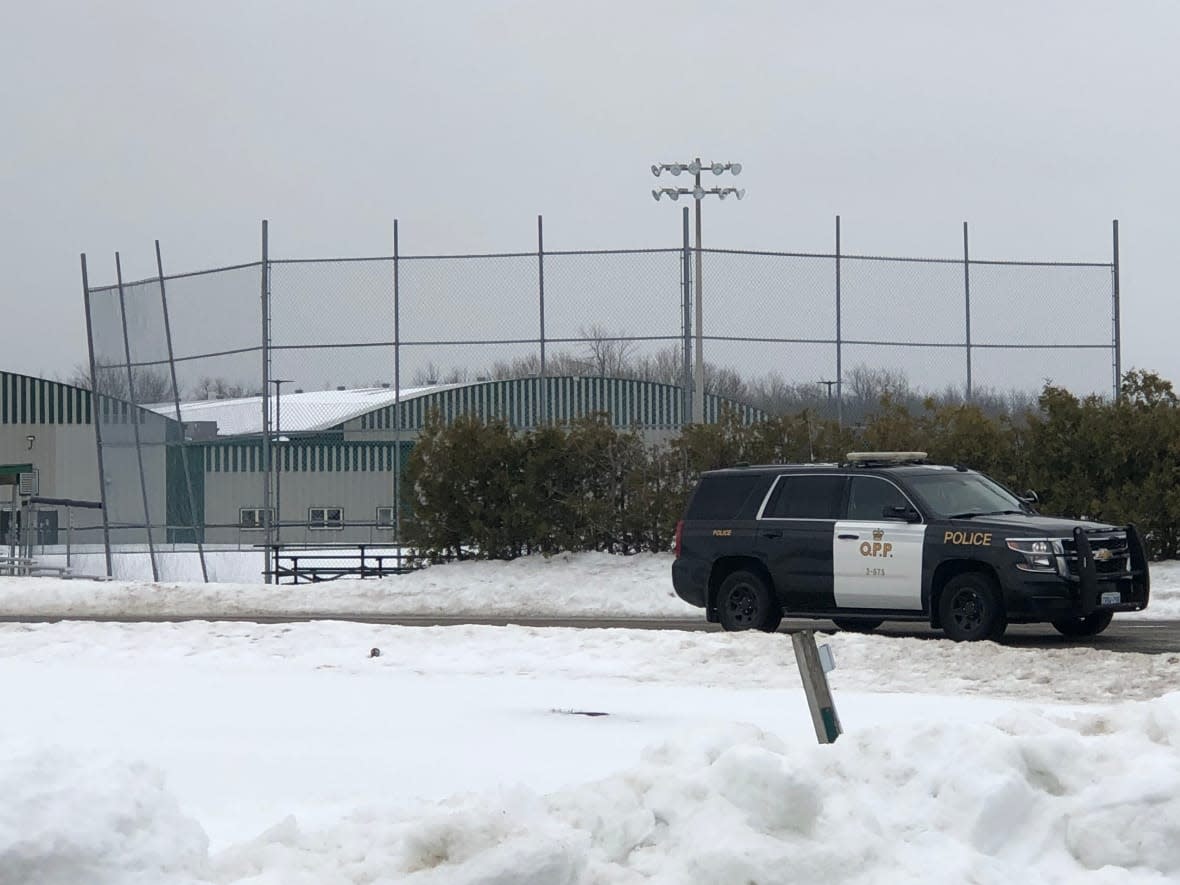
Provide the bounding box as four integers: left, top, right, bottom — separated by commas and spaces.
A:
1062, 534, 1130, 575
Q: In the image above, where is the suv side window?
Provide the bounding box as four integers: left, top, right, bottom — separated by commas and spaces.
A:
847, 476, 914, 521
687, 474, 765, 520
763, 475, 845, 520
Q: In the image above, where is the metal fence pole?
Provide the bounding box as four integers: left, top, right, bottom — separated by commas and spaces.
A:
79, 253, 113, 577
155, 239, 208, 582
693, 167, 705, 423
115, 252, 159, 582
1112, 219, 1121, 400
393, 219, 402, 543
261, 220, 272, 583
538, 214, 547, 424
835, 215, 843, 427
962, 221, 973, 402
681, 206, 692, 426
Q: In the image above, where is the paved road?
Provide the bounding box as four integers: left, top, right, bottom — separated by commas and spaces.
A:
1, 613, 1176, 654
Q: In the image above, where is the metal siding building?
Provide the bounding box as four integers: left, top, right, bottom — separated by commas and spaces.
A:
4, 372, 766, 549
0, 370, 178, 546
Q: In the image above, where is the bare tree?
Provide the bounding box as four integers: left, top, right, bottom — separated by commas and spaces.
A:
69, 362, 173, 404
579, 324, 635, 377
190, 377, 259, 400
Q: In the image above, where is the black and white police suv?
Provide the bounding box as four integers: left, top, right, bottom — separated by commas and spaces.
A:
671, 452, 1150, 641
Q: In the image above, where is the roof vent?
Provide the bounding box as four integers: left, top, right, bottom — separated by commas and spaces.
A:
294, 389, 303, 394
19, 470, 38, 496
381, 383, 391, 388
337, 386, 345, 391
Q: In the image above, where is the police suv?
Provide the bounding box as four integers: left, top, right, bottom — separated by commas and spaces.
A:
671, 452, 1150, 641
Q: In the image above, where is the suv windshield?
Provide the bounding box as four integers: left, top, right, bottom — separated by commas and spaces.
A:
904, 472, 1028, 519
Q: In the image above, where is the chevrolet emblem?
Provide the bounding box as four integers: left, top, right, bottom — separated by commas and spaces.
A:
1093, 548, 1113, 562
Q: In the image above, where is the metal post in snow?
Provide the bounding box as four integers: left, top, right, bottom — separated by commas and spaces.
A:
791, 629, 842, 744
115, 252, 159, 582
1112, 219, 1121, 400
261, 220, 272, 584
963, 221, 972, 402
80, 253, 114, 577
156, 240, 208, 582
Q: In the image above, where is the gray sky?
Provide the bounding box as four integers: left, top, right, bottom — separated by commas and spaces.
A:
3, 0, 1178, 391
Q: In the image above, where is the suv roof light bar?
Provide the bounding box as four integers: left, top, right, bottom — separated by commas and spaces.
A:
845, 451, 929, 466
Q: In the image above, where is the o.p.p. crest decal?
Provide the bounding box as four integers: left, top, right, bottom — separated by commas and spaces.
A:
861, 529, 892, 558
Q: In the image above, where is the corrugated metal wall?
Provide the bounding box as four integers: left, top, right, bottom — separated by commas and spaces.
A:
355, 376, 765, 432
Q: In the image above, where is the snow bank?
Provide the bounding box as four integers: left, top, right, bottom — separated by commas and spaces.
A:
6, 697, 1179, 884
211, 698, 1180, 884
2, 551, 1177, 621
0, 744, 208, 885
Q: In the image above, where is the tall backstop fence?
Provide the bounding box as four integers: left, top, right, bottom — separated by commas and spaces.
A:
79, 216, 1120, 580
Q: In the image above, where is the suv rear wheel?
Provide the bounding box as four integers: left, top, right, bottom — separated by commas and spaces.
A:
717, 570, 781, 632
939, 573, 1006, 642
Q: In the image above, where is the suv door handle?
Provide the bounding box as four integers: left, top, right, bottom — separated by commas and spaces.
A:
762, 530, 783, 540
837, 533, 859, 540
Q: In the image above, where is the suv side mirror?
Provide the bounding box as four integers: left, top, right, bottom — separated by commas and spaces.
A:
883, 505, 921, 523
1019, 489, 1040, 506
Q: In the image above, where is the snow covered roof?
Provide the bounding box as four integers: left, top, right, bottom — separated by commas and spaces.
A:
146, 383, 463, 437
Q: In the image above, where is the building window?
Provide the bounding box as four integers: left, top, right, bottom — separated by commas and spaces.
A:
375, 506, 395, 529
309, 507, 344, 530
239, 508, 274, 530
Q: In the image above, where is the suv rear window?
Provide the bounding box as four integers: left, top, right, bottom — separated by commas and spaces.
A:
762, 474, 845, 520
686, 474, 765, 520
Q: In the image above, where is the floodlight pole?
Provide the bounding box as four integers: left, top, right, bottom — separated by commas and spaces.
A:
651, 159, 744, 424
693, 160, 705, 424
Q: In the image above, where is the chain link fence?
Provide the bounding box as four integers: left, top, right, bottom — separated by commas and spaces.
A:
80, 217, 1119, 578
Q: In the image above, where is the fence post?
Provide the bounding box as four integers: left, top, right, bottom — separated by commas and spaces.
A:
835, 215, 843, 427
681, 206, 692, 426
115, 252, 159, 582
791, 629, 842, 744
80, 253, 114, 577
962, 221, 972, 402
156, 240, 209, 582
261, 220, 272, 583
393, 219, 402, 543
1112, 219, 1121, 400
538, 214, 547, 424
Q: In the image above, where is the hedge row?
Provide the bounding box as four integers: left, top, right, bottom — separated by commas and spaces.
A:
402, 370, 1180, 560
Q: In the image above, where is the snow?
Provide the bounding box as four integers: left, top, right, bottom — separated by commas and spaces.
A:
2, 555, 1179, 883
8, 550, 1179, 620
145, 382, 463, 436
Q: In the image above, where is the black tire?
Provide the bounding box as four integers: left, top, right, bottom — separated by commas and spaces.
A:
717, 570, 781, 632
939, 573, 1007, 642
1051, 611, 1113, 638
831, 618, 884, 633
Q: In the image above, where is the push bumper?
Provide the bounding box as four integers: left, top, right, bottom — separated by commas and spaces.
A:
1003, 524, 1150, 620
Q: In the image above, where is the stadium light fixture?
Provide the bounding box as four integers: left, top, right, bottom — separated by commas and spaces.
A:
648, 156, 745, 424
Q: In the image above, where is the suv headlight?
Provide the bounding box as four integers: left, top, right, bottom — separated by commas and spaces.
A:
1006, 538, 1063, 572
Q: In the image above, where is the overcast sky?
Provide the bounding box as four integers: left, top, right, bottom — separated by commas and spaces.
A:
3, 1, 1178, 391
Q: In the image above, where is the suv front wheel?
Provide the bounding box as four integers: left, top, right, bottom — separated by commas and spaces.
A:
939, 573, 1007, 642
717, 570, 782, 632
1051, 611, 1113, 638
